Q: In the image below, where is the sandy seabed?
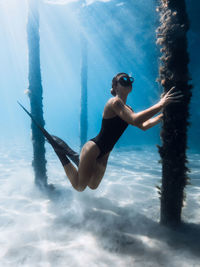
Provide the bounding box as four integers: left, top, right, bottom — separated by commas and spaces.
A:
0, 144, 200, 267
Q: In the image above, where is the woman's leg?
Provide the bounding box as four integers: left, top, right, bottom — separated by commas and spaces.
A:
62, 141, 100, 192
87, 152, 110, 190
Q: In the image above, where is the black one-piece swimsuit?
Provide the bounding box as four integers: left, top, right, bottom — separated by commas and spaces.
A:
90, 115, 129, 159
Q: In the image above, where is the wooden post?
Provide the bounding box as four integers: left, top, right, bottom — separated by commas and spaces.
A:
156, 0, 192, 226
27, 0, 48, 188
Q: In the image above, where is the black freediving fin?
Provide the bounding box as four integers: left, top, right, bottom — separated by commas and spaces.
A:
17, 101, 55, 144
17, 101, 80, 167
50, 135, 79, 167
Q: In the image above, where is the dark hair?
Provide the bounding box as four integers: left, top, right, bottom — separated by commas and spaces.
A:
111, 72, 128, 96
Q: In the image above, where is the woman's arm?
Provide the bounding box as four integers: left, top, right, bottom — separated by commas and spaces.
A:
112, 99, 163, 126
112, 87, 182, 127
137, 113, 163, 131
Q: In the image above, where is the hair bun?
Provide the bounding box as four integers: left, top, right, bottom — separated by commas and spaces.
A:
110, 88, 116, 96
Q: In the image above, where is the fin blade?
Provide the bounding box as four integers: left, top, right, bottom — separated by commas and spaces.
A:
17, 101, 53, 142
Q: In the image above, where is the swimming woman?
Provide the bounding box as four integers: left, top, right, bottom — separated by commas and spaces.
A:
19, 72, 182, 192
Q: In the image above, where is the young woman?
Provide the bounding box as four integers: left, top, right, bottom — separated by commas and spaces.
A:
19, 72, 182, 192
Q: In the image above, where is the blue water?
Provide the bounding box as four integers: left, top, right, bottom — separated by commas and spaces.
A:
0, 0, 200, 266
1, 0, 199, 150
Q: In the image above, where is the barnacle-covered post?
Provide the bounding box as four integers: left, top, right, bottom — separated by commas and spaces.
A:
27, 0, 48, 188
156, 0, 192, 226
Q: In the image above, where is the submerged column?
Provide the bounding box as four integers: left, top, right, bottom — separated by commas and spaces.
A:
80, 34, 88, 150
156, 0, 192, 226
27, 0, 47, 187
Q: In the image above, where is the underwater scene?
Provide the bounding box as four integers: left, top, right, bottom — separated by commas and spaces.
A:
0, 0, 200, 266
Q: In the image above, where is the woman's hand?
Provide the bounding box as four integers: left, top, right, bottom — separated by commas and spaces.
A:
159, 86, 183, 108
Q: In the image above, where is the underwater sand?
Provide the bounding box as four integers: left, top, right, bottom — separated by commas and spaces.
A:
0, 144, 200, 267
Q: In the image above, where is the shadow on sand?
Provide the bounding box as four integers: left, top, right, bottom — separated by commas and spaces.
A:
74, 194, 200, 265
45, 178, 200, 266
